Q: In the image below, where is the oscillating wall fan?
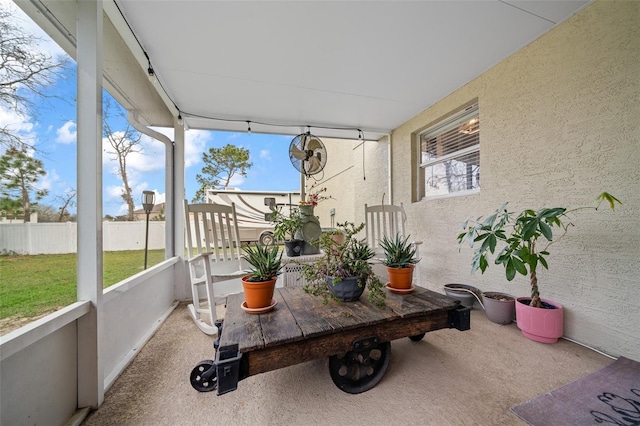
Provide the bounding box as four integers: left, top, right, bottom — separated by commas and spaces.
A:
289, 132, 327, 177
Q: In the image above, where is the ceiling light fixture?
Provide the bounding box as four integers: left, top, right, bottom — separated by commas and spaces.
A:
177, 113, 183, 125
247, 121, 252, 134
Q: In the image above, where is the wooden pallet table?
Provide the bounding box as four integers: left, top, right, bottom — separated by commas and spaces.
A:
190, 285, 470, 395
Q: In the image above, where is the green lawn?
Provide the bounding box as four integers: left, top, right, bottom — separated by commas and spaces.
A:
0, 249, 165, 323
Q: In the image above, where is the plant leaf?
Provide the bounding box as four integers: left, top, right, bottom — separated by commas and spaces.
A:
539, 220, 553, 241
597, 192, 622, 210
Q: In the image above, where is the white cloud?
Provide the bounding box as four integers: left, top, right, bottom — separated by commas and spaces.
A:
56, 120, 76, 144
259, 149, 271, 161
185, 130, 210, 168
0, 105, 37, 151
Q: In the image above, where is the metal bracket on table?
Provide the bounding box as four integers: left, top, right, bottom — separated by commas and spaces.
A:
213, 319, 223, 350
352, 336, 380, 352
215, 344, 243, 395
448, 304, 471, 331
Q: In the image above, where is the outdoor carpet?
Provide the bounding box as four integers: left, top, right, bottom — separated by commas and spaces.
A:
510, 356, 640, 425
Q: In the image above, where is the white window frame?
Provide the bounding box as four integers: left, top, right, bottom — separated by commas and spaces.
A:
418, 103, 480, 200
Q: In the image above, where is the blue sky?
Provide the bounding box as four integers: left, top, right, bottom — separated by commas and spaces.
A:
1, 0, 301, 217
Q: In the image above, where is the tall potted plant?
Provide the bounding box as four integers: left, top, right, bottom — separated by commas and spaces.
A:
380, 233, 419, 292
271, 208, 304, 257
302, 222, 385, 307
457, 192, 621, 343
241, 244, 283, 311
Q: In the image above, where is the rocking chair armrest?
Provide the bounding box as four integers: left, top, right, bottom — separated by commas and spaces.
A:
187, 251, 214, 263
212, 270, 248, 278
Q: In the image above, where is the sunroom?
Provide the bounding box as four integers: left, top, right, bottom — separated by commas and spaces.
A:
1, 1, 638, 424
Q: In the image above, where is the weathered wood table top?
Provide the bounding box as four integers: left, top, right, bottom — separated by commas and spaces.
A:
218, 286, 461, 377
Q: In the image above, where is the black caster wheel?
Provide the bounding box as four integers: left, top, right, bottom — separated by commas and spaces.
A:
409, 333, 425, 341
329, 341, 391, 394
190, 360, 217, 392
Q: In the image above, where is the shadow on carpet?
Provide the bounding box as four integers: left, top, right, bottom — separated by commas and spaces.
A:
510, 356, 640, 425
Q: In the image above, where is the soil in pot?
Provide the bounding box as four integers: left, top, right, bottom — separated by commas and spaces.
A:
443, 283, 481, 308
482, 291, 515, 325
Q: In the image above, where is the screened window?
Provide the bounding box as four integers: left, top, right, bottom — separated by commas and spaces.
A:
419, 103, 479, 199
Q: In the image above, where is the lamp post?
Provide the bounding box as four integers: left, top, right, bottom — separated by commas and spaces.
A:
142, 191, 155, 269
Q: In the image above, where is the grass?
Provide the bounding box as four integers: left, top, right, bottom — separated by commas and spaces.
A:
0, 249, 165, 324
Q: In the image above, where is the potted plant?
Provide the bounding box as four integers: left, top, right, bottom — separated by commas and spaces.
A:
380, 233, 419, 291
241, 244, 284, 311
302, 222, 385, 307
457, 192, 621, 342
271, 208, 304, 257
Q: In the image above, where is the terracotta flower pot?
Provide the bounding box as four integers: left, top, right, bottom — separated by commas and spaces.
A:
515, 297, 564, 343
241, 275, 277, 309
386, 265, 414, 289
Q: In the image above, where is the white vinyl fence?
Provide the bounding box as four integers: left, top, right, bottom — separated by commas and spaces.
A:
0, 221, 166, 255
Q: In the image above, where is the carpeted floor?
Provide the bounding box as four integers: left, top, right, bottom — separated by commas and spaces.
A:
511, 356, 640, 425
82, 303, 614, 426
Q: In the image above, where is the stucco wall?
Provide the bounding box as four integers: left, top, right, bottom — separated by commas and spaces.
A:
306, 137, 390, 230
388, 0, 639, 359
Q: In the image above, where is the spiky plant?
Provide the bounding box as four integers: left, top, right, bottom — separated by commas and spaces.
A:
242, 243, 283, 282
380, 233, 419, 268
457, 192, 621, 308
301, 222, 385, 307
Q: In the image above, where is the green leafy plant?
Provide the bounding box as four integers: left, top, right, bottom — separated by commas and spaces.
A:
301, 222, 385, 307
380, 233, 419, 268
271, 208, 303, 241
457, 192, 621, 308
242, 243, 283, 282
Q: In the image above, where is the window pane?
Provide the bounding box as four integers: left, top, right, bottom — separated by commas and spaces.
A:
421, 117, 479, 163
423, 150, 480, 197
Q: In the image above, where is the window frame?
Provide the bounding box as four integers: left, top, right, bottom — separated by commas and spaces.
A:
417, 103, 480, 200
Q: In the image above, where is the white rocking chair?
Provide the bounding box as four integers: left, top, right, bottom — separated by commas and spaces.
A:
364, 203, 423, 285
184, 200, 246, 335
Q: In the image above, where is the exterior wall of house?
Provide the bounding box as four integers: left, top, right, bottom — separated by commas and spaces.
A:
388, 0, 639, 359
309, 136, 391, 230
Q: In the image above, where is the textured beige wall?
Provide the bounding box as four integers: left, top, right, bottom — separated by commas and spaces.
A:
389, 0, 639, 359
307, 137, 390, 229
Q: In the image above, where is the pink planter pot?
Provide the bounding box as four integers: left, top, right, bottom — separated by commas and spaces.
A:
515, 297, 564, 344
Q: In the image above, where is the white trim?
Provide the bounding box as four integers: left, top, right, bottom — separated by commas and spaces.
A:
422, 188, 480, 202
103, 257, 179, 303
419, 143, 480, 168
103, 301, 179, 391
0, 301, 91, 361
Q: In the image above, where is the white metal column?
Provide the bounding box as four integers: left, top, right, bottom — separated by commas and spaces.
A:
76, 0, 104, 408
173, 119, 187, 300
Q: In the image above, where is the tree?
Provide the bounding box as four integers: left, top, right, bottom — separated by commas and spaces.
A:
0, 147, 48, 222
53, 188, 76, 221
0, 5, 68, 150
193, 144, 252, 202
103, 100, 141, 221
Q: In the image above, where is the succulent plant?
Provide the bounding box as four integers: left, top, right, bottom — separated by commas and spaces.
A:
242, 243, 283, 282
380, 233, 419, 268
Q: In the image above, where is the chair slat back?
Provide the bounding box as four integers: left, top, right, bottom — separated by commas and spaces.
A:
364, 204, 407, 249
184, 200, 243, 265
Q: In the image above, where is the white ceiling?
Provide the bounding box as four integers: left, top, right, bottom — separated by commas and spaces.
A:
28, 0, 593, 140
